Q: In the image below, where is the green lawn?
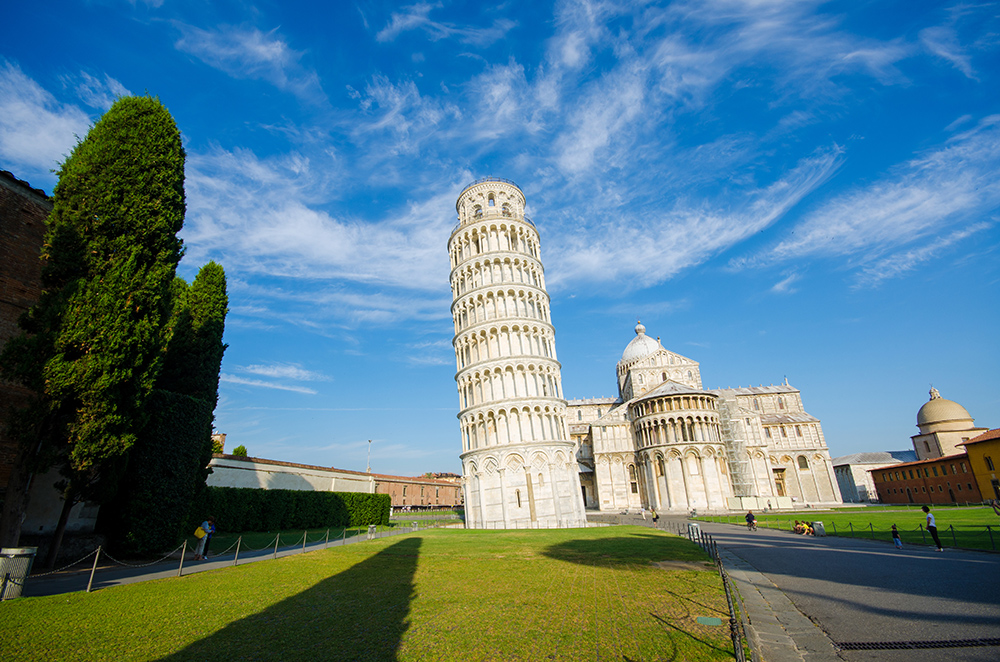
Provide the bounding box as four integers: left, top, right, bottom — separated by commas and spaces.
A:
698, 504, 1000, 551
2, 527, 734, 661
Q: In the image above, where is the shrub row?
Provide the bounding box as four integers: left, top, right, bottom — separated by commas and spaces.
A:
187, 487, 390, 534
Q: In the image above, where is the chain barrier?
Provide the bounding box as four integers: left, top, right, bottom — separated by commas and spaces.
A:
101, 544, 185, 569
29, 547, 100, 578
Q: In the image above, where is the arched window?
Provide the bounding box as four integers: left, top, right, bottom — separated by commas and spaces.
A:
488, 193, 495, 207
662, 372, 667, 381
778, 397, 785, 410
753, 398, 760, 411
797, 456, 809, 470
577, 410, 582, 421
687, 371, 693, 381
657, 457, 666, 477
502, 203, 511, 217
628, 465, 638, 493
474, 205, 483, 218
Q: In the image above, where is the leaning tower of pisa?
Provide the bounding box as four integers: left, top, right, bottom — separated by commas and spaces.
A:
448, 178, 586, 529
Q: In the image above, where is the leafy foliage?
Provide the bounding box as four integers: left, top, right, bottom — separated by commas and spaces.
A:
231, 445, 248, 457
187, 487, 390, 535
0, 96, 185, 546
106, 263, 229, 555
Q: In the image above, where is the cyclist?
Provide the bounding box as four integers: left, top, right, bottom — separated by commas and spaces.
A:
745, 510, 757, 531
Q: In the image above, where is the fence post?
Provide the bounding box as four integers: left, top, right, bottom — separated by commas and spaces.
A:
920, 524, 926, 544
178, 540, 187, 577
988, 526, 995, 551
950, 525, 957, 548
833, 521, 837, 535
303, 530, 307, 552
234, 536, 241, 566
273, 533, 280, 560
87, 546, 102, 593
325, 529, 330, 549
869, 523, 875, 540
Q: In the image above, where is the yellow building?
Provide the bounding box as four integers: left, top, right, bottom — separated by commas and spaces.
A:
959, 429, 1000, 501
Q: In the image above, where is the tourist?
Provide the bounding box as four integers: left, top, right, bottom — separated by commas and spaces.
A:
651, 508, 659, 525
891, 524, 902, 549
745, 510, 757, 531
194, 516, 215, 560
793, 520, 804, 534
922, 506, 943, 551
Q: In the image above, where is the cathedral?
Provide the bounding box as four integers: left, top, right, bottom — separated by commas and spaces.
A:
567, 322, 843, 512
448, 178, 840, 528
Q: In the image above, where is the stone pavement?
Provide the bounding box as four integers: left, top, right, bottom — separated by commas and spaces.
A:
694, 519, 1000, 662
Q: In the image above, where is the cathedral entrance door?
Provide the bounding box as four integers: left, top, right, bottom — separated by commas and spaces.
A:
772, 469, 787, 497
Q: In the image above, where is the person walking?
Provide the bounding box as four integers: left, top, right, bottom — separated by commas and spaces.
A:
922, 506, 943, 551
891, 524, 903, 549
194, 516, 216, 560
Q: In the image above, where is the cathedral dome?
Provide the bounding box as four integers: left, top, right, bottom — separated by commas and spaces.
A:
917, 388, 972, 427
620, 321, 660, 364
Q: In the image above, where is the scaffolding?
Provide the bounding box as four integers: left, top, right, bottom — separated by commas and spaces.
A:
718, 394, 754, 498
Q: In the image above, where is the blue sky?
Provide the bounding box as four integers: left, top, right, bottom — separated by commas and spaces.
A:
2, 0, 998, 477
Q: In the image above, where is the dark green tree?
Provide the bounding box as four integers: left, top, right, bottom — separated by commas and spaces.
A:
0, 96, 185, 556
105, 263, 228, 554
232, 445, 248, 457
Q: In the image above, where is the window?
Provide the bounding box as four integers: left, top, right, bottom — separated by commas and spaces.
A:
932, 466, 938, 477
662, 372, 667, 381
987, 456, 995, 471
781, 427, 787, 437
577, 410, 582, 421
922, 487, 926, 492
597, 409, 602, 417
778, 397, 785, 410
402, 486, 407, 496
909, 470, 914, 479
924, 441, 931, 453
798, 456, 809, 470
765, 428, 772, 439
968, 483, 973, 490
951, 464, 957, 475
957, 483, 963, 491
939, 485, 944, 492
488, 193, 495, 206
961, 462, 968, 473
795, 426, 802, 437
753, 398, 760, 411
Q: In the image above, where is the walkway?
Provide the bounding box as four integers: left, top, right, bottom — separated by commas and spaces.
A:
695, 519, 1000, 662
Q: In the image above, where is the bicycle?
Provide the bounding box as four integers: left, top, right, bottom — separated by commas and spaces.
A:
746, 520, 757, 531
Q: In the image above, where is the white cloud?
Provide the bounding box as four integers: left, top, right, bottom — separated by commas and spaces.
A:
920, 26, 976, 79
0, 60, 90, 179
219, 374, 319, 395
376, 3, 515, 45
174, 24, 325, 101
770, 272, 800, 294
739, 116, 1000, 273
69, 71, 131, 110
237, 363, 330, 381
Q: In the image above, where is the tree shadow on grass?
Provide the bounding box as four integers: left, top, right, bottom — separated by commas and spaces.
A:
157, 537, 422, 662
543, 533, 711, 567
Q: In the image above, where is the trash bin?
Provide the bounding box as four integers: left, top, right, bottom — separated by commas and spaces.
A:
1, 547, 37, 601
812, 521, 826, 536
687, 522, 701, 540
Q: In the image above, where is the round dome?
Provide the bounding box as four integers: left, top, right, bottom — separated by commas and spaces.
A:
620, 321, 661, 364
917, 388, 972, 427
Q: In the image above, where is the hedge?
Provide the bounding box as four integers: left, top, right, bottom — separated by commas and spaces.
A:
186, 487, 390, 534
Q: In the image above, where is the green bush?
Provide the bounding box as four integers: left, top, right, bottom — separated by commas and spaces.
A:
187, 487, 390, 535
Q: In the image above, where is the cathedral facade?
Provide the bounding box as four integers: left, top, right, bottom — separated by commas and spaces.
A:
567, 323, 843, 512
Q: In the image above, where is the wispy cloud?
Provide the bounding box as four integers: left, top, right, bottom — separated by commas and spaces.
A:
237, 363, 330, 381
174, 24, 325, 101
0, 60, 90, 180
376, 3, 515, 45
219, 374, 319, 394
65, 71, 131, 110
735, 116, 1000, 279
920, 26, 976, 80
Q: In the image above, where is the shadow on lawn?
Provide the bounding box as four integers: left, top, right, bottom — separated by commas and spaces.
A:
157, 536, 422, 662
543, 533, 711, 567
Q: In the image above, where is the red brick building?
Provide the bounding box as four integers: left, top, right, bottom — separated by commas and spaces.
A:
872, 452, 982, 505
373, 473, 463, 510
0, 171, 50, 491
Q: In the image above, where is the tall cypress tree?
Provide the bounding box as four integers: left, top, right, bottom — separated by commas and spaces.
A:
0, 96, 185, 554
107, 262, 228, 554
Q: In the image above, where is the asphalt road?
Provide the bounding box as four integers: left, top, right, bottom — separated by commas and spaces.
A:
696, 520, 1000, 662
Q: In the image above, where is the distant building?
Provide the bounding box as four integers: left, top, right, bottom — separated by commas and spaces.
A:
872, 389, 993, 505
207, 451, 463, 509
960, 429, 1000, 501
832, 451, 916, 502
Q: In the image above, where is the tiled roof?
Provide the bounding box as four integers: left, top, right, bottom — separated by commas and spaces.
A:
961, 428, 1000, 446
876, 452, 968, 470
832, 450, 917, 467
712, 384, 799, 395
760, 413, 820, 425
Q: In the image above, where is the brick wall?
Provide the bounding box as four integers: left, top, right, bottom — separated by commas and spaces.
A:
0, 171, 51, 490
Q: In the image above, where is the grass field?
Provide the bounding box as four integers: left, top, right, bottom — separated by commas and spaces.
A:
698, 504, 1000, 551
2, 527, 734, 661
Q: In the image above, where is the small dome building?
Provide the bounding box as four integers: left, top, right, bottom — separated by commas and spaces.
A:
912, 388, 987, 460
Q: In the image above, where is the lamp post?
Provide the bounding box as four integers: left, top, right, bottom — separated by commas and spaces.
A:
367, 439, 372, 473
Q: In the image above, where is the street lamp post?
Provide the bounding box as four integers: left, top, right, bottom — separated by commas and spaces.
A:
367, 439, 372, 473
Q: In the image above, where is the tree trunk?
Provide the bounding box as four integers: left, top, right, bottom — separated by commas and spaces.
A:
45, 487, 78, 569
0, 443, 35, 548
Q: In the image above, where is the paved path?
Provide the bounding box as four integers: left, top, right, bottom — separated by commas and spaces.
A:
19, 526, 420, 598
695, 520, 1000, 662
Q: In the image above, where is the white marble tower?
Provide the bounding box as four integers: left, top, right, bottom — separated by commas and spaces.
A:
448, 178, 586, 528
